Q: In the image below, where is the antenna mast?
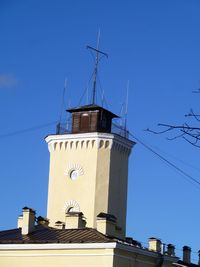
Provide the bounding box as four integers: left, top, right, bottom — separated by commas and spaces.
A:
87, 30, 108, 104
59, 78, 68, 123
92, 30, 100, 104
125, 80, 129, 132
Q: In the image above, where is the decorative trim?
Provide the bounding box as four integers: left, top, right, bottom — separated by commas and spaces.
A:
0, 243, 117, 251
64, 163, 84, 178
63, 200, 80, 213
0, 253, 114, 257
46, 132, 134, 153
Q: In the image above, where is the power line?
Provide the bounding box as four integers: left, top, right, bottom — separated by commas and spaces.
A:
129, 132, 200, 188
149, 142, 200, 174
0, 121, 58, 139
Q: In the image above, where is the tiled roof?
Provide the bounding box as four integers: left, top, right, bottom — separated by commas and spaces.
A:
0, 226, 113, 244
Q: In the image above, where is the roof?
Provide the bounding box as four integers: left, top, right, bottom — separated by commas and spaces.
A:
0, 225, 114, 244
67, 104, 119, 118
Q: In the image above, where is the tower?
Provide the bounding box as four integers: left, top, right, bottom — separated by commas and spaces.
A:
45, 103, 134, 238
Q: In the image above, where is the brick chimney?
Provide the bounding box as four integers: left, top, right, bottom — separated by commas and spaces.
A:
183, 246, 191, 264
148, 238, 162, 253
21, 207, 36, 235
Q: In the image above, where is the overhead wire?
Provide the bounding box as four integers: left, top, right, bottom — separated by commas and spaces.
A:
0, 121, 58, 139
147, 142, 200, 174
129, 132, 200, 188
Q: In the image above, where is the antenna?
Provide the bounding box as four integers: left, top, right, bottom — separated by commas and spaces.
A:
124, 80, 129, 132
101, 89, 104, 107
119, 103, 124, 127
59, 78, 68, 124
87, 30, 108, 104
86, 83, 89, 105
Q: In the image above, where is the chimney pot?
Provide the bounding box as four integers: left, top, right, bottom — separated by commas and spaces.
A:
183, 246, 191, 264
167, 244, 175, 256
54, 221, 65, 229
37, 216, 49, 226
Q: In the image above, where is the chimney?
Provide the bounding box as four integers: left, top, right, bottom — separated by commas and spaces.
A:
65, 212, 86, 229
167, 244, 175, 256
96, 213, 116, 237
183, 246, 191, 264
37, 216, 49, 226
17, 215, 23, 228
21, 207, 36, 235
54, 221, 65, 229
148, 238, 162, 253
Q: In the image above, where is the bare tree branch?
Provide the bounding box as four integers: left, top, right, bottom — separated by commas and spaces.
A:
192, 88, 200, 93
185, 109, 200, 122
147, 90, 200, 147
147, 121, 200, 148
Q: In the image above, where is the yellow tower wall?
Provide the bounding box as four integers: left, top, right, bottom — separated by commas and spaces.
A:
46, 133, 134, 237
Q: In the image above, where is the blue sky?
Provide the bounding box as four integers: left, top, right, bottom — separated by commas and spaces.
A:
1, 0, 200, 262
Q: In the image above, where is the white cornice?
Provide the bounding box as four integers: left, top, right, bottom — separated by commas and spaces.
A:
0, 242, 117, 251
45, 132, 134, 150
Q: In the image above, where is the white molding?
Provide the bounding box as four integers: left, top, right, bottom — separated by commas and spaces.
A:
45, 132, 134, 151
0, 253, 114, 257
0, 242, 117, 251
64, 163, 84, 178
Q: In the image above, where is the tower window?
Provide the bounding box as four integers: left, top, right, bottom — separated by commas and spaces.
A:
67, 207, 74, 213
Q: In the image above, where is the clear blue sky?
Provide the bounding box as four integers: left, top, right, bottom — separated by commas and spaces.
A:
1, 0, 200, 262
